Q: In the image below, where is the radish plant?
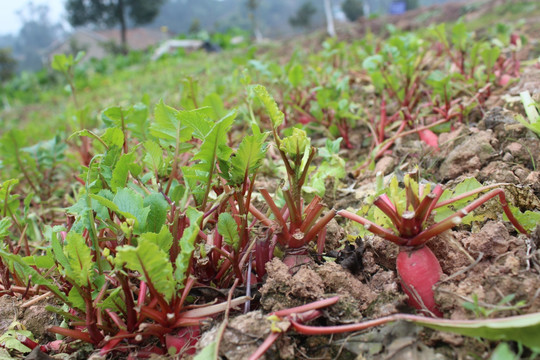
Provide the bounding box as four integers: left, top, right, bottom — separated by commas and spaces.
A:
0, 99, 253, 357
249, 85, 336, 271
339, 173, 528, 316
195, 126, 269, 286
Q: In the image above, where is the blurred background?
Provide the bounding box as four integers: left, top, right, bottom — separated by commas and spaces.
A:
0, 0, 458, 74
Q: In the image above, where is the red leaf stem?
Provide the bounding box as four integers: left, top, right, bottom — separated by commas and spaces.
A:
48, 326, 94, 344
105, 309, 127, 330
282, 189, 300, 227
373, 195, 401, 229
337, 210, 406, 245
407, 215, 462, 246
414, 185, 442, 225
248, 204, 273, 227
139, 306, 168, 326
137, 281, 147, 308
299, 205, 323, 233
272, 296, 339, 317
398, 211, 420, 238
260, 189, 290, 239
302, 209, 336, 246
248, 332, 281, 360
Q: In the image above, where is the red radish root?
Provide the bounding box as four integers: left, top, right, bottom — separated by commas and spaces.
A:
397, 246, 442, 317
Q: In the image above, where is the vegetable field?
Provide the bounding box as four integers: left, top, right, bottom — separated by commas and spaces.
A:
1, 1, 540, 359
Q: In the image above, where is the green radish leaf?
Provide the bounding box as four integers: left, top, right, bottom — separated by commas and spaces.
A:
203, 93, 227, 119
515, 114, 540, 135
51, 233, 69, 268
0, 179, 20, 217
193, 112, 235, 166
412, 312, 540, 352
435, 178, 483, 223
51, 53, 71, 72
63, 232, 94, 287
90, 194, 127, 218
374, 206, 395, 230
194, 341, 218, 360
96, 288, 125, 313
116, 239, 175, 302
0, 330, 34, 353
68, 286, 86, 310
143, 140, 163, 173
93, 188, 150, 233
252, 85, 284, 128
111, 152, 137, 192
126, 102, 150, 140
362, 54, 383, 72
139, 226, 173, 251
489, 343, 516, 360
176, 107, 214, 140
519, 91, 540, 124
174, 207, 202, 287
22, 250, 55, 268
182, 112, 235, 204
432, 24, 448, 48
218, 213, 240, 251
150, 100, 192, 147
516, 91, 540, 136
480, 46, 501, 71
280, 128, 310, 157
74, 50, 85, 63
427, 70, 451, 97
114, 188, 150, 231
101, 127, 125, 148
229, 132, 268, 185
0, 218, 11, 239
288, 64, 304, 87
101, 103, 149, 140
503, 206, 540, 232
101, 106, 123, 128
143, 193, 170, 233
451, 23, 469, 51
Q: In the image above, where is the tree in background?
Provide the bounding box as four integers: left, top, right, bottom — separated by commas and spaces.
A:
289, 1, 317, 29
188, 19, 202, 34
342, 0, 364, 21
66, 0, 166, 53
246, 0, 262, 41
14, 2, 64, 71
323, 0, 336, 37
406, 0, 419, 11
0, 48, 17, 82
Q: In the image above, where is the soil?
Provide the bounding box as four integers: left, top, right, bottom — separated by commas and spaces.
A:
0, 296, 60, 343
196, 4, 540, 355
196, 101, 539, 359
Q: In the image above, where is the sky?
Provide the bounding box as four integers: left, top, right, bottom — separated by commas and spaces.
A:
0, 0, 66, 35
